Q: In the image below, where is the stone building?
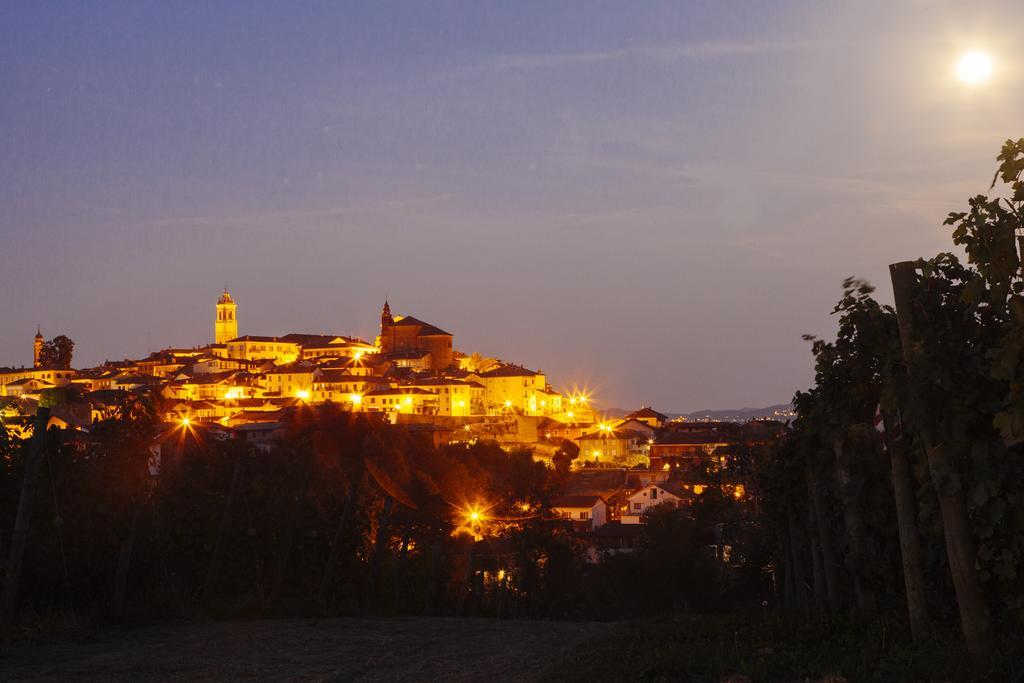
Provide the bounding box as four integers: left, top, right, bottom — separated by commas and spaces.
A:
377, 300, 454, 372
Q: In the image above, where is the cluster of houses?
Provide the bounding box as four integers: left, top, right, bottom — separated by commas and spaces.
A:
551, 418, 763, 529
545, 417, 782, 561
2, 293, 599, 442
3, 292, 779, 557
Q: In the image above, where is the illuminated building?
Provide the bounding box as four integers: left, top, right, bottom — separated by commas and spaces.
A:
552, 495, 608, 530
622, 406, 668, 429
280, 334, 376, 361
576, 426, 647, 464
214, 290, 238, 345
363, 386, 439, 416
260, 362, 317, 398
403, 377, 483, 416
226, 336, 302, 363
467, 363, 561, 416
33, 327, 43, 368
648, 429, 732, 471
621, 481, 695, 524
377, 300, 454, 372
311, 367, 389, 405
1, 334, 77, 398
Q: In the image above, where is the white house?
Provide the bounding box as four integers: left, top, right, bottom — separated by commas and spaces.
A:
622, 480, 694, 524
552, 495, 608, 529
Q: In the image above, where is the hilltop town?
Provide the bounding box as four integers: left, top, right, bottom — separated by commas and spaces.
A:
1, 291, 779, 531
2, 291, 631, 444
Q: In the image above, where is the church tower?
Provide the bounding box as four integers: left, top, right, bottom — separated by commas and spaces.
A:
379, 300, 394, 354
215, 290, 238, 345
33, 327, 44, 368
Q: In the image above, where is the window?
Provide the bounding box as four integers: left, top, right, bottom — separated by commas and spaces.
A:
578, 511, 589, 519
633, 503, 642, 510
651, 489, 658, 500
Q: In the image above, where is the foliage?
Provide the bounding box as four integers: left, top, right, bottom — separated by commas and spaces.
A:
36, 335, 75, 370
751, 139, 1024, 651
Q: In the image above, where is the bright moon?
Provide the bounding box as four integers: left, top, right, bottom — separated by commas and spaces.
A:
956, 51, 993, 85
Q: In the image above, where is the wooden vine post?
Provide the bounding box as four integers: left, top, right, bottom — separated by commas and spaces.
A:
889, 260, 993, 657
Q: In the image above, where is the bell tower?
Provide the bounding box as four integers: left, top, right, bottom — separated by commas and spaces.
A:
379, 300, 394, 354
33, 327, 44, 368
215, 289, 238, 345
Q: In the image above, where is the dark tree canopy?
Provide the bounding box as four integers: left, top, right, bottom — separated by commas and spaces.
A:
37, 334, 74, 369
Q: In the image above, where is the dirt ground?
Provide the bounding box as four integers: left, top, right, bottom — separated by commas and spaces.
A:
0, 617, 616, 681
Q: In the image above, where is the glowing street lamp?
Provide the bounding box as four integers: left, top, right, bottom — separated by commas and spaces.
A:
295, 390, 311, 401
349, 393, 362, 407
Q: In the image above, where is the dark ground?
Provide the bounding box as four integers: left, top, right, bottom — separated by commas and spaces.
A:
0, 617, 616, 682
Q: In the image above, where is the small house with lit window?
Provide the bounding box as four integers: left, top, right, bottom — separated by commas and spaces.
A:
552, 495, 608, 530
622, 480, 695, 524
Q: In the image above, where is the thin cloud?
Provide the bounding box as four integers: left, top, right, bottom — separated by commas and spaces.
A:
434, 40, 815, 81
134, 194, 452, 230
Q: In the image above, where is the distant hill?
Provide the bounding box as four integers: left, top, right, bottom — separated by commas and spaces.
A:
678, 403, 795, 423
603, 403, 795, 423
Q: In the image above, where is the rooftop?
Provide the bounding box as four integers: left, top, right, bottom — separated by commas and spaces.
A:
552, 494, 606, 508
476, 364, 540, 378
389, 315, 452, 337
625, 406, 668, 421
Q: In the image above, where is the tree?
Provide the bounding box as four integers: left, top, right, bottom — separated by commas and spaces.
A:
37, 335, 74, 369
464, 352, 500, 374
552, 439, 579, 475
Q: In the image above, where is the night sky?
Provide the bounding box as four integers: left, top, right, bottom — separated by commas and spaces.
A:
3, 1, 1022, 411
